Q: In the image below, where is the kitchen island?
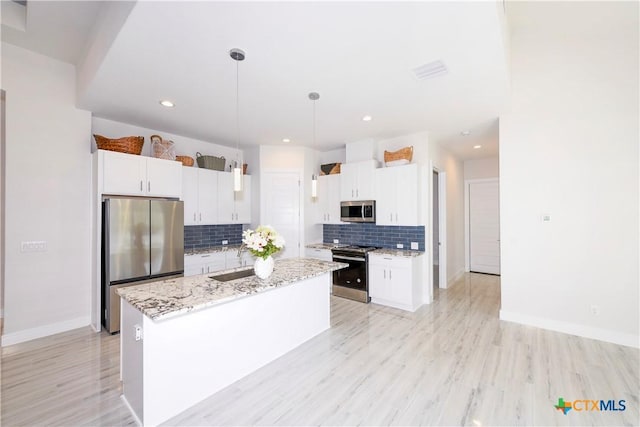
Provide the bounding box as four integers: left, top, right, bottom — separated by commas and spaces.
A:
116, 258, 347, 426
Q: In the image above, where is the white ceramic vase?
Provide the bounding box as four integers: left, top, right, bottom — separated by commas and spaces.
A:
254, 255, 274, 279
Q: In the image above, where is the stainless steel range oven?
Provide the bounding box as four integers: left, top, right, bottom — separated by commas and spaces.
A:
331, 246, 377, 303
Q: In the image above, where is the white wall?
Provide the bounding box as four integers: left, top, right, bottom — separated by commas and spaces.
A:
1, 44, 93, 345
499, 3, 639, 347
464, 157, 499, 180
92, 117, 242, 168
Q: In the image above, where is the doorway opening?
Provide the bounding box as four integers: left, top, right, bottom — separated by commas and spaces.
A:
430, 167, 446, 301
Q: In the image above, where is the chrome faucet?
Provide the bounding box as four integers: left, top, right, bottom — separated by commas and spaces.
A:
237, 243, 246, 258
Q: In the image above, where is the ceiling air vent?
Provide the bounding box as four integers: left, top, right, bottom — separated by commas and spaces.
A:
412, 60, 448, 81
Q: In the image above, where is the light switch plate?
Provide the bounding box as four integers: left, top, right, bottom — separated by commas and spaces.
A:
222, 240, 229, 245
396, 243, 404, 249
411, 242, 419, 250
333, 239, 339, 244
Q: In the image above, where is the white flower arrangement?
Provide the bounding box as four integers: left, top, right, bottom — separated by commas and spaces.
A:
242, 225, 285, 260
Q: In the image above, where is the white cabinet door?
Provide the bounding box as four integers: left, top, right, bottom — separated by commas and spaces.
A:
375, 167, 395, 225
234, 175, 252, 224
217, 172, 235, 224
184, 264, 205, 277
146, 156, 182, 198
355, 161, 376, 200
340, 163, 358, 201
317, 175, 341, 224
368, 262, 389, 301
326, 174, 342, 224
374, 164, 418, 226
388, 259, 412, 307
198, 169, 218, 225
102, 150, 145, 196
182, 168, 199, 225
305, 247, 332, 261
340, 160, 377, 201
395, 164, 418, 226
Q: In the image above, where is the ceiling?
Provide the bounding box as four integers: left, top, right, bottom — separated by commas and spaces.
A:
2, 1, 511, 160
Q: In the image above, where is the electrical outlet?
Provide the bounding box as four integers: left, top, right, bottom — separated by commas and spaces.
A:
21, 241, 47, 252
222, 240, 228, 245
590, 305, 600, 316
333, 239, 339, 244
411, 242, 419, 250
541, 214, 551, 222
396, 243, 404, 249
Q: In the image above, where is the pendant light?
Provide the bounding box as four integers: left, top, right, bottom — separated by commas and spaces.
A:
309, 92, 319, 198
230, 48, 245, 192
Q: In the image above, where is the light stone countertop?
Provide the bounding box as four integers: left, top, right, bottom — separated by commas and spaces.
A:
116, 258, 348, 322
305, 243, 348, 250
185, 244, 242, 256
371, 248, 425, 258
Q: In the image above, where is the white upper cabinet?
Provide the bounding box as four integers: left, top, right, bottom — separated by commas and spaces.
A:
340, 160, 377, 201
375, 163, 419, 226
182, 167, 218, 226
315, 174, 341, 224
218, 172, 251, 224
101, 150, 182, 198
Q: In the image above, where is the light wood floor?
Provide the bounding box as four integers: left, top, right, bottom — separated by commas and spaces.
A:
2, 273, 638, 426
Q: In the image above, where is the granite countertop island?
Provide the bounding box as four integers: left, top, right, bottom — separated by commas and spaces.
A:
117, 257, 348, 322
118, 256, 347, 426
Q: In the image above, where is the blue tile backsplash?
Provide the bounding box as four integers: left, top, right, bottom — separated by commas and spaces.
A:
184, 224, 243, 251
323, 223, 425, 251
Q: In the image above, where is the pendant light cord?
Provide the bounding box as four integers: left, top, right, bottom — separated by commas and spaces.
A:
236, 58, 240, 167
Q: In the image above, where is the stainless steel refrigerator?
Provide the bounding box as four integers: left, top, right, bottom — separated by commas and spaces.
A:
101, 198, 184, 333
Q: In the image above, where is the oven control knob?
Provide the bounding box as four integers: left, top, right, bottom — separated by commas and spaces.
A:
357, 278, 361, 283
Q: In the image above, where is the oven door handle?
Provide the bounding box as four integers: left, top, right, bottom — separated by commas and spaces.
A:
333, 255, 366, 262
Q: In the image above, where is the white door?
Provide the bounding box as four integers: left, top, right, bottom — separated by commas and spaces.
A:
262, 172, 301, 259
469, 180, 500, 274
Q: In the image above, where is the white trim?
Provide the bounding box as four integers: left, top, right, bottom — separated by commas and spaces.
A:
438, 170, 447, 288
1, 316, 90, 347
0, 308, 3, 318
464, 177, 499, 272
447, 269, 465, 287
500, 310, 639, 349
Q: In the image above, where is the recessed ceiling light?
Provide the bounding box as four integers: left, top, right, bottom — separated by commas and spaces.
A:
362, 115, 372, 122
159, 100, 175, 108
461, 130, 470, 136
282, 138, 291, 143
473, 145, 482, 149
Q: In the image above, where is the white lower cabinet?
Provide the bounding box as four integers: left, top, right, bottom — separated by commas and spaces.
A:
368, 253, 422, 311
305, 247, 333, 261
184, 249, 252, 277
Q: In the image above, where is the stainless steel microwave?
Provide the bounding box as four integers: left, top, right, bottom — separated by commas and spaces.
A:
340, 200, 376, 223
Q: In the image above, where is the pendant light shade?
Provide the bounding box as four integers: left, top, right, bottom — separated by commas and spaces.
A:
311, 174, 318, 198
231, 48, 245, 192
309, 92, 320, 199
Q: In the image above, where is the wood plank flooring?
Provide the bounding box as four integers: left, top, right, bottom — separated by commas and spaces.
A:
1, 273, 638, 426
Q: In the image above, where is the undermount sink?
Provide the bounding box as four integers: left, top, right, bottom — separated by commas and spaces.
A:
210, 269, 255, 282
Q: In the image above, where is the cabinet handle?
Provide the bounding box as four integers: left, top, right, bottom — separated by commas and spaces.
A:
327, 214, 330, 221
383, 270, 386, 279
356, 189, 359, 197
201, 267, 204, 274
395, 213, 398, 222
390, 213, 392, 221
351, 189, 354, 197
200, 213, 202, 221
140, 180, 143, 191
148, 181, 151, 192
389, 270, 392, 280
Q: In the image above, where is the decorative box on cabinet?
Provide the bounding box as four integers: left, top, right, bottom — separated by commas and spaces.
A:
368, 253, 423, 311
375, 163, 419, 226
100, 149, 182, 198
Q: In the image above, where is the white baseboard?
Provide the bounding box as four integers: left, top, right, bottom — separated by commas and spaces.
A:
447, 269, 465, 287
500, 310, 639, 349
1, 316, 90, 347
